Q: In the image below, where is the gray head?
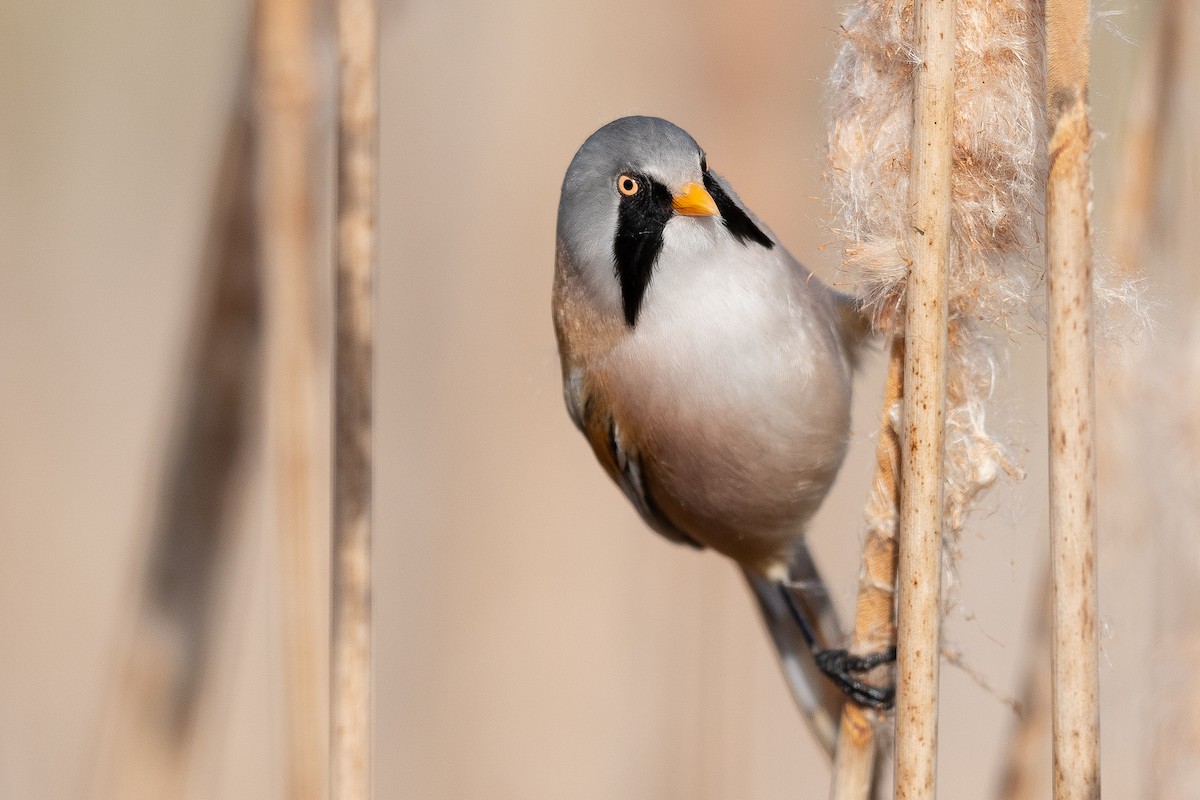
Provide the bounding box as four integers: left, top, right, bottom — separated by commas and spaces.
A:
557, 116, 773, 326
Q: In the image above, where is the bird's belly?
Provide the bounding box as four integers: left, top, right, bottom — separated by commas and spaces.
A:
603, 323, 851, 570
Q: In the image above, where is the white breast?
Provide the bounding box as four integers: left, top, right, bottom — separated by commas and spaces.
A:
600, 216, 853, 565
621, 218, 843, 420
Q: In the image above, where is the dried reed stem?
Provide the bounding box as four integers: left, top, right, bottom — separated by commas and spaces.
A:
1125, 4, 1200, 795
256, 0, 326, 797
331, 0, 376, 796
894, 0, 954, 795
91, 86, 260, 800
1044, 0, 1100, 797
1107, 0, 1181, 277
994, 571, 1053, 800
830, 337, 904, 800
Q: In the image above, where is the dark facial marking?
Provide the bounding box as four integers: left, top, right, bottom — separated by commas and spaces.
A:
701, 166, 774, 249
612, 174, 674, 326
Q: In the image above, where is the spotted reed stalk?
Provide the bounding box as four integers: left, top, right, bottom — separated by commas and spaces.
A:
892, 2, 955, 795
1043, 0, 1101, 796
826, 0, 1053, 792
331, 0, 377, 796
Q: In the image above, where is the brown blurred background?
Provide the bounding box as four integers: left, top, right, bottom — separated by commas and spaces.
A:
0, 0, 1185, 798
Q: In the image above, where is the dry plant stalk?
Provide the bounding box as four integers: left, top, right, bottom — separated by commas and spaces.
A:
830, 338, 904, 800
893, 0, 954, 795
91, 88, 260, 800
827, 0, 1051, 788
1123, 3, 1200, 795
999, 2, 1190, 794
1107, 0, 1181, 278
827, 0, 1046, 562
331, 0, 377, 796
994, 572, 1053, 800
255, 0, 326, 797
1044, 0, 1100, 797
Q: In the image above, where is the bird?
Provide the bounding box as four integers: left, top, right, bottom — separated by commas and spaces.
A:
551, 116, 894, 754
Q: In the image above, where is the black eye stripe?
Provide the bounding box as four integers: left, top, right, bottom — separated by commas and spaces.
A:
701, 171, 774, 249
611, 164, 773, 327
612, 174, 673, 327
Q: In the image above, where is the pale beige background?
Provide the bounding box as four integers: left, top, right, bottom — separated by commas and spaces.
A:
0, 0, 1164, 798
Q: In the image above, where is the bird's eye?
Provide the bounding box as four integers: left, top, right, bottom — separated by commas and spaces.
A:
617, 175, 639, 196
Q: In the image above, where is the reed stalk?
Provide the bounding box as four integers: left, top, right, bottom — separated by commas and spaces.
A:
255, 0, 326, 796
1044, 0, 1100, 797
894, 0, 954, 795
994, 572, 1053, 800
1121, 4, 1200, 795
830, 337, 904, 800
331, 0, 377, 796
1107, 0, 1181, 278
998, 3, 1177, 794
91, 85, 260, 800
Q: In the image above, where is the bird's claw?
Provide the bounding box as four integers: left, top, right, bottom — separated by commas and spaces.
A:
815, 646, 897, 710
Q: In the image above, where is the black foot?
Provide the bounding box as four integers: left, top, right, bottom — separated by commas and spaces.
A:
815, 647, 897, 710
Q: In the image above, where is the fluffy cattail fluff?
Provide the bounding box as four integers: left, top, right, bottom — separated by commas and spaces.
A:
826, 0, 1047, 568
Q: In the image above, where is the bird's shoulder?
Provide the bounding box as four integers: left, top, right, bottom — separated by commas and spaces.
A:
552, 247, 626, 373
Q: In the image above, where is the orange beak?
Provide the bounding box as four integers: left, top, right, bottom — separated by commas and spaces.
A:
671, 183, 719, 217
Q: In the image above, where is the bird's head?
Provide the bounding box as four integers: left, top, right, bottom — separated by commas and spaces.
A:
556, 116, 774, 327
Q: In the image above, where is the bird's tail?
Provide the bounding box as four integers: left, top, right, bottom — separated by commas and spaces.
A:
742, 543, 846, 758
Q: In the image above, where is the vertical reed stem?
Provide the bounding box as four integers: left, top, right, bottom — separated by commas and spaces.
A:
1107, 0, 1180, 277
895, 0, 954, 794
1045, 0, 1100, 797
830, 337, 904, 800
91, 85, 259, 800
331, 0, 377, 796
256, 1, 326, 797
994, 571, 1054, 800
